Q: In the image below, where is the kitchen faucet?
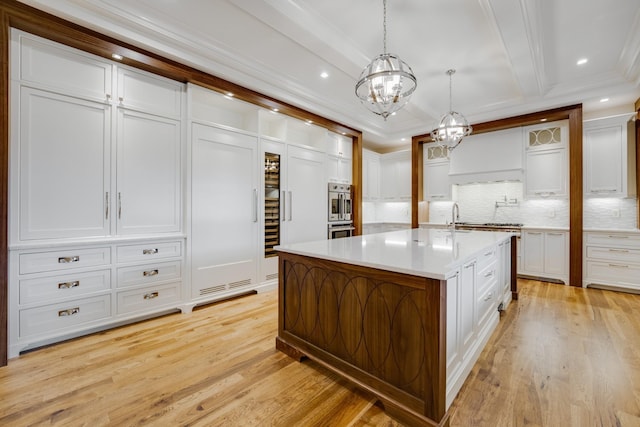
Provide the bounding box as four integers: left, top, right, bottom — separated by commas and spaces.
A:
451, 202, 460, 229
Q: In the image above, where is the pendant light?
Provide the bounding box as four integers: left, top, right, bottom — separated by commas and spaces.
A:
430, 69, 472, 151
355, 0, 417, 120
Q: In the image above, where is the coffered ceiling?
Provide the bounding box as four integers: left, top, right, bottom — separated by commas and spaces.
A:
19, 0, 640, 151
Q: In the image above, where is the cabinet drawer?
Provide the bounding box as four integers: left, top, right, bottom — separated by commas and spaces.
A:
116, 261, 181, 288
586, 261, 640, 287
476, 283, 498, 329
116, 241, 182, 263
116, 281, 181, 315
586, 233, 640, 249
19, 269, 111, 305
19, 294, 111, 338
586, 246, 640, 263
476, 262, 497, 296
19, 247, 111, 274
476, 246, 497, 272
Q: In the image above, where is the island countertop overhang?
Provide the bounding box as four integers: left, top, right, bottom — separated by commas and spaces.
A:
275, 228, 514, 280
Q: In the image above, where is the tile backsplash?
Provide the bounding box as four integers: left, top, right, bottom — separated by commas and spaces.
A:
363, 201, 411, 223
427, 182, 638, 230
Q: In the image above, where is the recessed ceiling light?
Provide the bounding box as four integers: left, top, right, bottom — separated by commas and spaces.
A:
272, 108, 279, 112
401, 138, 406, 141
112, 53, 123, 61
576, 58, 588, 66
540, 118, 547, 122
320, 72, 329, 79
600, 98, 609, 103
226, 92, 234, 97
306, 120, 313, 125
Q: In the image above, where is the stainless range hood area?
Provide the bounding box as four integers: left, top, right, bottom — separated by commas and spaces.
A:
448, 127, 524, 184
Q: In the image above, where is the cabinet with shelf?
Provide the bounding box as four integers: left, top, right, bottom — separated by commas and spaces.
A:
524, 121, 568, 199
423, 143, 451, 201
363, 149, 380, 201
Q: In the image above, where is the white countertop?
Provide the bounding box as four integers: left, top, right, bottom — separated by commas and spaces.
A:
276, 228, 513, 280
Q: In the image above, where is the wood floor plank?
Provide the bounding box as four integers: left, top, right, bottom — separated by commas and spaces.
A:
1, 280, 640, 426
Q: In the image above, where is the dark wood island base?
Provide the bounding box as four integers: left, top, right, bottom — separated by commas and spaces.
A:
276, 251, 450, 427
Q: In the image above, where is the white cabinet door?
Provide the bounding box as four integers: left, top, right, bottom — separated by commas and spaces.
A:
424, 160, 451, 200
17, 87, 111, 241
380, 151, 411, 200
116, 110, 182, 235
523, 231, 544, 274
446, 270, 461, 381
525, 148, 566, 198
327, 155, 351, 184
363, 155, 380, 200
284, 145, 327, 244
460, 260, 476, 358
584, 126, 622, 195
117, 67, 182, 118
544, 232, 567, 276
190, 124, 258, 299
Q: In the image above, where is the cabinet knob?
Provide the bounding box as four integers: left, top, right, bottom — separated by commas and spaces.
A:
143, 269, 159, 277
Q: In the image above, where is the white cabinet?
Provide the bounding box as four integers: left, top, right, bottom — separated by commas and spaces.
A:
284, 144, 327, 244
190, 123, 259, 301
9, 30, 186, 357
10, 31, 185, 244
519, 229, 568, 283
423, 143, 451, 200
116, 109, 182, 235
363, 149, 380, 200
15, 87, 112, 241
584, 231, 640, 292
327, 155, 352, 184
583, 115, 636, 198
9, 238, 184, 357
445, 241, 503, 409
524, 121, 568, 198
498, 238, 512, 307
380, 150, 411, 201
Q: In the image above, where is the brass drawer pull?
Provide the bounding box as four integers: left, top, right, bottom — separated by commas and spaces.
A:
142, 248, 159, 255
143, 269, 159, 277
144, 292, 159, 300
58, 281, 80, 289
58, 307, 79, 317
58, 256, 80, 264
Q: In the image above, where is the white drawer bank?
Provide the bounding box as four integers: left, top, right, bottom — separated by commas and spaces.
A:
584, 230, 640, 293
9, 237, 185, 357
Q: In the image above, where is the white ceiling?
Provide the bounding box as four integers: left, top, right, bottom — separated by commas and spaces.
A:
19, 0, 640, 151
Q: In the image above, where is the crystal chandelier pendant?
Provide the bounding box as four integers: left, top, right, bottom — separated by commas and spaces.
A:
431, 69, 472, 150
355, 0, 417, 120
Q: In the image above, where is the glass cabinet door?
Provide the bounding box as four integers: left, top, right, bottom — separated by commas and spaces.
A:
264, 153, 280, 257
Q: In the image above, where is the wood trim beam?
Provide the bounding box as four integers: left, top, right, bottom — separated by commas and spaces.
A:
411, 137, 423, 228
412, 104, 583, 287
352, 134, 363, 236
0, 0, 364, 366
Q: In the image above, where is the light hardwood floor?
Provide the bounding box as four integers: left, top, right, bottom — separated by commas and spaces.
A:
1, 279, 640, 426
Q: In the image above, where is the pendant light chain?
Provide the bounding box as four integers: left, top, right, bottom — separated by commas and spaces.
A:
383, 0, 387, 54
354, 0, 417, 119
448, 70, 453, 111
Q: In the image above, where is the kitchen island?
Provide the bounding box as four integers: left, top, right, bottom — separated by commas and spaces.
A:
275, 228, 515, 426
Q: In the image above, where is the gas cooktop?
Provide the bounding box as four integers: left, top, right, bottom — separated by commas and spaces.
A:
455, 222, 523, 229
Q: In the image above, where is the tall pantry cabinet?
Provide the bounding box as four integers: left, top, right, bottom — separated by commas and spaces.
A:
8, 30, 186, 357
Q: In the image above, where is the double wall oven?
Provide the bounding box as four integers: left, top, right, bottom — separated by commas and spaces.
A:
328, 183, 354, 239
